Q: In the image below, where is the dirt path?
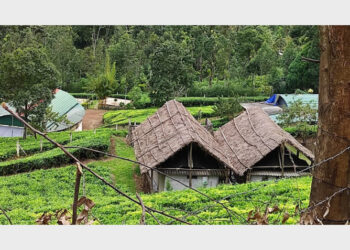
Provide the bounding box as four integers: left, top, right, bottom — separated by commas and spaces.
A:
82, 109, 107, 130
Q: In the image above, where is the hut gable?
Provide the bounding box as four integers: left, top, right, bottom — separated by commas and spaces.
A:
214, 106, 314, 176
132, 100, 234, 174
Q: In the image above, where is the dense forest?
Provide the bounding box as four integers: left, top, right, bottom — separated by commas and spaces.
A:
0, 26, 319, 105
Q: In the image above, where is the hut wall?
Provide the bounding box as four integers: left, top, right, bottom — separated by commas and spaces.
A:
160, 175, 219, 191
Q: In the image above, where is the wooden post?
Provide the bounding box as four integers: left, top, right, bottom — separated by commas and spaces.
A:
280, 143, 285, 177
115, 124, 118, 130
72, 163, 82, 225
40, 138, 43, 152
70, 132, 73, 143
150, 169, 154, 193
94, 129, 96, 134
16, 140, 20, 157
188, 143, 193, 188
225, 168, 229, 184
309, 26, 350, 223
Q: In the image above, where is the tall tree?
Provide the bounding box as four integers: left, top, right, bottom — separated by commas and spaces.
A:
308, 26, 350, 224
149, 39, 195, 105
0, 45, 59, 138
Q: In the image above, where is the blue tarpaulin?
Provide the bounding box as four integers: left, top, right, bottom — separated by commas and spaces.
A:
265, 94, 277, 104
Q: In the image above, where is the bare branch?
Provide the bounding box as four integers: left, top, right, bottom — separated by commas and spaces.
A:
0, 206, 12, 225
136, 193, 145, 225
301, 56, 320, 63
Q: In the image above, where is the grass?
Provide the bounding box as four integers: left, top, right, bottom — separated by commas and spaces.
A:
103, 106, 215, 126
89, 137, 138, 193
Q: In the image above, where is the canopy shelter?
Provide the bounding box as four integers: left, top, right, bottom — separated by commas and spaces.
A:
0, 89, 85, 137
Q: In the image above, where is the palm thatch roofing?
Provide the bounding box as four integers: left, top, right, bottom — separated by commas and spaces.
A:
132, 100, 234, 174
214, 106, 314, 176
132, 100, 314, 176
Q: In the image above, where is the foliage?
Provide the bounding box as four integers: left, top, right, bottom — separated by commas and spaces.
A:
165, 179, 173, 191
213, 97, 243, 120
286, 26, 320, 93
127, 86, 151, 108
0, 32, 59, 138
0, 26, 320, 105
175, 96, 268, 107
283, 125, 317, 137
149, 39, 195, 105
0, 168, 312, 225
188, 80, 262, 97
278, 99, 317, 126
294, 89, 308, 94
0, 130, 112, 176
86, 55, 117, 100
103, 106, 215, 126
278, 99, 317, 143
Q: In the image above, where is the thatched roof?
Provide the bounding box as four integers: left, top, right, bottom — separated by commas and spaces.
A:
214, 106, 315, 176
132, 100, 234, 174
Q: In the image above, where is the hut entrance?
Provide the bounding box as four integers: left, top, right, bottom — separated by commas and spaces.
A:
246, 145, 311, 182
155, 143, 230, 191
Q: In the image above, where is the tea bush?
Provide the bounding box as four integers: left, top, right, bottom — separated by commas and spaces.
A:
0, 165, 311, 225
0, 130, 113, 176
0, 129, 118, 162
103, 106, 215, 126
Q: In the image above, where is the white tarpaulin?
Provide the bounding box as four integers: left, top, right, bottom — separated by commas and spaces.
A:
0, 125, 24, 137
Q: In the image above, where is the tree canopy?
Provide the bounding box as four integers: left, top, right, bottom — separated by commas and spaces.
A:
0, 25, 320, 105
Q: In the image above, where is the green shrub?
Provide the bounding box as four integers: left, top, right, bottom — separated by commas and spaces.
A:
0, 129, 112, 162
284, 125, 317, 136
103, 106, 215, 126
0, 166, 312, 225
187, 80, 264, 97
213, 97, 243, 120
0, 130, 112, 176
175, 96, 268, 107
70, 93, 96, 99
128, 86, 151, 108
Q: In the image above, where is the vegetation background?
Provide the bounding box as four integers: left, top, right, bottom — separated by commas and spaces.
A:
0, 26, 319, 107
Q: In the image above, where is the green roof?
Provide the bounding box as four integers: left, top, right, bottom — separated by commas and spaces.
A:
0, 89, 85, 131
46, 89, 85, 131
279, 94, 318, 109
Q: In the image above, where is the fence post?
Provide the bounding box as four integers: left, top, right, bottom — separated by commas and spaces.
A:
40, 138, 43, 152
70, 132, 73, 143
16, 140, 20, 157
115, 124, 118, 130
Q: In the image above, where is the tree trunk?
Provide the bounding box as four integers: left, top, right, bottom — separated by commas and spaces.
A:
308, 26, 350, 224
23, 103, 28, 139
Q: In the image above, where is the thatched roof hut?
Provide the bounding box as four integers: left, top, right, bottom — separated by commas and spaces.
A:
131, 100, 234, 175
214, 106, 314, 176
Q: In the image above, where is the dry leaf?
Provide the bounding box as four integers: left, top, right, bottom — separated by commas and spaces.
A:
76, 209, 89, 225
84, 198, 95, 210
282, 212, 290, 224
76, 196, 87, 207
36, 212, 52, 225
267, 205, 280, 214
300, 212, 314, 225
322, 200, 331, 218
247, 210, 254, 221
294, 204, 299, 215
56, 209, 71, 225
